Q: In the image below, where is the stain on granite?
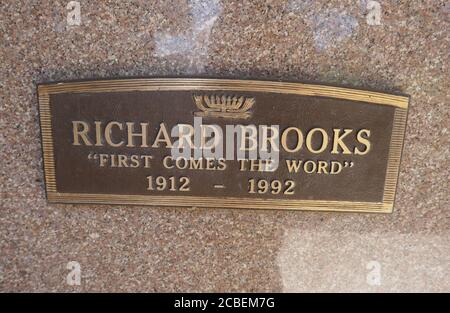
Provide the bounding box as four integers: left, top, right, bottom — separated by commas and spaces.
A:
155, 0, 221, 72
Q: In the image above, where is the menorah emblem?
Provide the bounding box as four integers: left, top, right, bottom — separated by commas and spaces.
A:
193, 94, 255, 119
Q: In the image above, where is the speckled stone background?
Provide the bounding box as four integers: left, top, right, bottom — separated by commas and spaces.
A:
1, 0, 449, 292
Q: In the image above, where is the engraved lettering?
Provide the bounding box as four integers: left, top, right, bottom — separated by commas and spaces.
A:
152, 123, 173, 148
281, 127, 304, 153
355, 129, 372, 155
306, 128, 328, 154
105, 121, 124, 147
72, 121, 92, 146
126, 122, 149, 147
331, 128, 353, 154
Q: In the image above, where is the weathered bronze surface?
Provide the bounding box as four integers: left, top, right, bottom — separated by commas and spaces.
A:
38, 78, 408, 212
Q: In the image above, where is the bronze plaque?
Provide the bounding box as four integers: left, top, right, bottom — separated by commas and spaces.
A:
38, 79, 408, 212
